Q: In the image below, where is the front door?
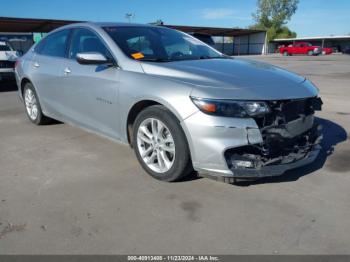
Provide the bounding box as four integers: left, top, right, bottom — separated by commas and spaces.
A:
59, 28, 121, 140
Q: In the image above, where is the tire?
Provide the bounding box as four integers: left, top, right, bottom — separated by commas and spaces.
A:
132, 105, 193, 182
308, 50, 314, 56
283, 51, 289, 56
23, 82, 52, 125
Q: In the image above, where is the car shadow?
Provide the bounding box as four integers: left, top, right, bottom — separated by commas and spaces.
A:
179, 171, 203, 182
45, 119, 64, 125
234, 117, 347, 186
0, 80, 17, 92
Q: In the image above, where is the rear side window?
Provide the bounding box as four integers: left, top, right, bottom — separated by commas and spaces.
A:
33, 39, 45, 53
68, 28, 113, 60
36, 29, 70, 58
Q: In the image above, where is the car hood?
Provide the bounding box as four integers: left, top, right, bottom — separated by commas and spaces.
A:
141, 58, 318, 100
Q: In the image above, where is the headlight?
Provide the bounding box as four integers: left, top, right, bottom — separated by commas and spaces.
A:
191, 97, 270, 117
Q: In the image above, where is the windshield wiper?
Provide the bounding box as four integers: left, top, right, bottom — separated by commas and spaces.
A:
139, 55, 231, 62
199, 55, 232, 60
138, 58, 172, 62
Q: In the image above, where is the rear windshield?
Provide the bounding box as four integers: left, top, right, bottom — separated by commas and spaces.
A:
0, 44, 12, 51
103, 26, 223, 62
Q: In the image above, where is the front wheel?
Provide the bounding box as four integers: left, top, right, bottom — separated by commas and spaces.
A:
133, 105, 193, 182
308, 50, 314, 56
283, 51, 289, 56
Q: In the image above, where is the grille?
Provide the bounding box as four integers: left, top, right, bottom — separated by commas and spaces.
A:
278, 98, 314, 122
255, 98, 317, 128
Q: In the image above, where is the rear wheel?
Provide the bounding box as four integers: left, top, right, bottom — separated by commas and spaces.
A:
133, 105, 193, 182
283, 51, 289, 56
23, 83, 52, 125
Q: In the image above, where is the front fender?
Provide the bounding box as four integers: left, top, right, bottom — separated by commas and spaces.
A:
118, 70, 198, 143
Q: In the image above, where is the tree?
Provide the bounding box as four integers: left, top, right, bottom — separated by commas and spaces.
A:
277, 26, 297, 39
251, 0, 299, 41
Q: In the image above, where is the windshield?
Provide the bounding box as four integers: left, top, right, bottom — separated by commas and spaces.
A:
103, 26, 224, 62
190, 33, 215, 47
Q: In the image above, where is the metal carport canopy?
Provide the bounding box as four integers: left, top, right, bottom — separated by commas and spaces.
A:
163, 25, 265, 37
0, 16, 265, 37
0, 16, 81, 33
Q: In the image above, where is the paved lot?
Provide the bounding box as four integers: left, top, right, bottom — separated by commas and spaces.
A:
0, 54, 349, 254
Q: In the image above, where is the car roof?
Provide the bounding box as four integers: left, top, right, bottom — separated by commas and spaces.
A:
60, 22, 160, 30
94, 22, 156, 27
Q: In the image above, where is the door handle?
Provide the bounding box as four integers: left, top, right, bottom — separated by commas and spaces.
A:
33, 62, 40, 68
63, 67, 71, 75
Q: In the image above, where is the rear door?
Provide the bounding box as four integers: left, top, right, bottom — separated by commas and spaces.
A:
58, 28, 121, 139
29, 29, 71, 117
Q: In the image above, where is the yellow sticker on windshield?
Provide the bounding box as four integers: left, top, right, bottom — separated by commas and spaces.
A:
131, 52, 144, 60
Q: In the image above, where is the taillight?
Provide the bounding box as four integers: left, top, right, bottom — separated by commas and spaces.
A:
14, 59, 20, 69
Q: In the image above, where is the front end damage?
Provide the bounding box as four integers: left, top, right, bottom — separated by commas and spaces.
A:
224, 97, 323, 178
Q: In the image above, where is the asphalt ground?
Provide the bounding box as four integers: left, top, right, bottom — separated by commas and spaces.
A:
0, 54, 349, 254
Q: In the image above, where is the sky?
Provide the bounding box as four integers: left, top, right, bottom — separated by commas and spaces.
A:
1, 0, 350, 37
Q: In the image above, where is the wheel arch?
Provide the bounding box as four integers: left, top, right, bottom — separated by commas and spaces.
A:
20, 77, 34, 97
20, 77, 48, 116
126, 99, 184, 148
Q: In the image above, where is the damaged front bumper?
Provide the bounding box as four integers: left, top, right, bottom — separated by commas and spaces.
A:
182, 97, 323, 180
225, 144, 321, 178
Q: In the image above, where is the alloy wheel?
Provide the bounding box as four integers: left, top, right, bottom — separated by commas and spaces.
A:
137, 118, 175, 173
24, 88, 38, 121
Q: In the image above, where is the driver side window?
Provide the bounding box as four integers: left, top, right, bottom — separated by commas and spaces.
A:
69, 28, 113, 61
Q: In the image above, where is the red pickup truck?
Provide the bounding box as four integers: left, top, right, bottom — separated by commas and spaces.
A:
322, 47, 333, 55
279, 42, 322, 56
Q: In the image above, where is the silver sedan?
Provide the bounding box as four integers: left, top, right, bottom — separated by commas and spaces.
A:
15, 22, 323, 183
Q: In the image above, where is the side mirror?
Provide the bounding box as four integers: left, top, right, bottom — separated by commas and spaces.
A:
76, 52, 113, 65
